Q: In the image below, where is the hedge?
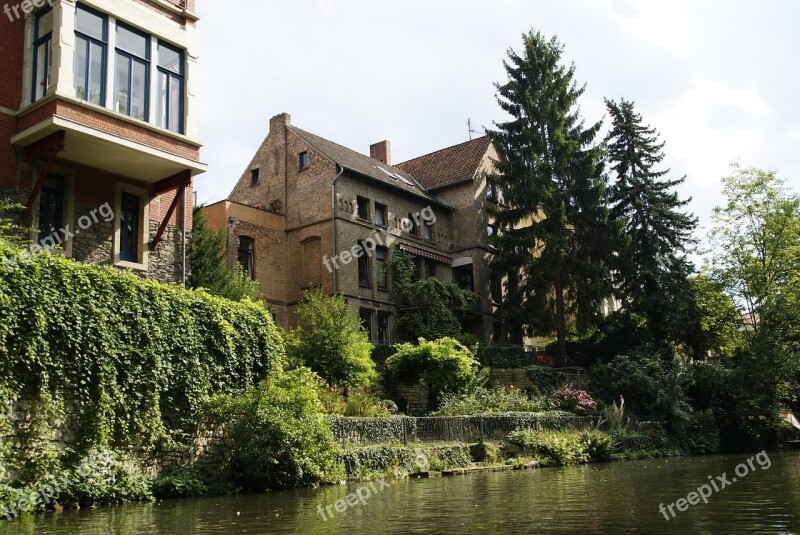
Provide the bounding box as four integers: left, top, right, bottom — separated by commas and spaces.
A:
0, 241, 284, 482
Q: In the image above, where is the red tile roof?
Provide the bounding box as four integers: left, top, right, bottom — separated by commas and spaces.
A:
396, 136, 492, 191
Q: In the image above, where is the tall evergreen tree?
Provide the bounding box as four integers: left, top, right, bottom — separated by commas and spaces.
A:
487, 31, 614, 360
604, 98, 697, 343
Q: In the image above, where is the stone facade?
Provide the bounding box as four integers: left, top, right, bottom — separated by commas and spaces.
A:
210, 113, 506, 343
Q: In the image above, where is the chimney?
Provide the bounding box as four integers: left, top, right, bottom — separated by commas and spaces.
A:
370, 140, 391, 165
270, 113, 291, 134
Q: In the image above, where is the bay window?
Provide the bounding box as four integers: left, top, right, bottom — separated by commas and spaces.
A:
73, 4, 107, 105
33, 8, 53, 102
115, 23, 150, 121
157, 41, 185, 133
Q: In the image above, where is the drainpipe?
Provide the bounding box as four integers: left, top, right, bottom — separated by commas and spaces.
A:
331, 164, 345, 294
181, 186, 187, 287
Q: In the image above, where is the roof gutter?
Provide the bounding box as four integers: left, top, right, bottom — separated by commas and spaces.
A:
331, 164, 346, 295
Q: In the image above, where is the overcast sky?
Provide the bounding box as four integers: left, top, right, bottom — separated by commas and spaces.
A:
195, 0, 800, 233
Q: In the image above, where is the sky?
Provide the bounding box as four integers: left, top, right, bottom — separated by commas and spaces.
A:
195, 0, 800, 234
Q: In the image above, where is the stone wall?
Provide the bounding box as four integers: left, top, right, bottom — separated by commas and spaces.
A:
489, 368, 537, 391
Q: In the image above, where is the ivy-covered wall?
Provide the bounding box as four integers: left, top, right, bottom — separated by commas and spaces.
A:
0, 241, 284, 487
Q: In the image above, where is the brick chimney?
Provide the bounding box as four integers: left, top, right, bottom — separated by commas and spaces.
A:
370, 140, 391, 165
270, 113, 291, 134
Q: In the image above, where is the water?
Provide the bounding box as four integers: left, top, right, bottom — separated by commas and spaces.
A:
2, 452, 799, 534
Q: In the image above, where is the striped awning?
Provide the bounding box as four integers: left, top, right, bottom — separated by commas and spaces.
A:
398, 243, 452, 265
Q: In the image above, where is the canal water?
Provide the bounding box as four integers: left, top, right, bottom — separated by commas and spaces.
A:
2, 452, 799, 534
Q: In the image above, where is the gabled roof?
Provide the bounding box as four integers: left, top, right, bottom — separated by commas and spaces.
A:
396, 136, 492, 191
288, 126, 449, 207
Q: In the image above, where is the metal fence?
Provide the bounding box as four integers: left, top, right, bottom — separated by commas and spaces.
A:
329, 414, 615, 447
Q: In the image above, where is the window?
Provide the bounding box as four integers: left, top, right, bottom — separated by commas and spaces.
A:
115, 23, 149, 120
251, 168, 260, 186
237, 236, 255, 280
37, 176, 63, 244
357, 241, 370, 286
492, 322, 503, 345
425, 259, 436, 279
33, 8, 53, 103
73, 4, 107, 105
299, 151, 309, 170
356, 196, 370, 221
408, 213, 419, 236
487, 180, 496, 201
374, 203, 387, 226
491, 275, 502, 304
156, 41, 185, 133
423, 221, 433, 241
377, 313, 390, 344
376, 247, 388, 290
359, 309, 373, 340
453, 264, 474, 292
487, 224, 496, 238
119, 192, 140, 263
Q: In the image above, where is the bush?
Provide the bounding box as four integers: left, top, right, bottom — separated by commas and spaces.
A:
433, 387, 547, 416
507, 430, 589, 465
475, 345, 534, 368
526, 365, 566, 394
344, 389, 391, 417
579, 430, 614, 461
210, 368, 345, 490
285, 290, 377, 389
548, 389, 598, 414
151, 464, 210, 499
338, 445, 470, 478
386, 338, 479, 410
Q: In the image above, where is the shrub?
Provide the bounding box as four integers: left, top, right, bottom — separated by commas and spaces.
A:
507, 430, 589, 465
579, 430, 614, 461
386, 338, 479, 410
433, 387, 547, 416
210, 368, 344, 490
61, 447, 153, 507
525, 365, 566, 394
475, 345, 534, 368
151, 464, 210, 499
338, 445, 470, 478
548, 389, 598, 414
285, 290, 377, 389
344, 389, 391, 417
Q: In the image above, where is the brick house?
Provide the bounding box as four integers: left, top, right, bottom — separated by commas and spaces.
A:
206, 113, 506, 343
0, 0, 205, 284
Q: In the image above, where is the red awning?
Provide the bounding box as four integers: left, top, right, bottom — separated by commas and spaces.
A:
399, 243, 452, 265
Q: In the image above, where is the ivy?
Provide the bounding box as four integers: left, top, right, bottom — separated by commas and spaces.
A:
0, 239, 284, 487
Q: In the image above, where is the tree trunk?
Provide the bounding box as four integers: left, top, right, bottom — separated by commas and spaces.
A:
555, 270, 567, 364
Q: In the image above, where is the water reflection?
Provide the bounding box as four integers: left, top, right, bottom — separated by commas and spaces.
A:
2, 453, 798, 534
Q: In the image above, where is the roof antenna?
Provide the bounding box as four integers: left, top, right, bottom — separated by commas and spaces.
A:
467, 118, 481, 140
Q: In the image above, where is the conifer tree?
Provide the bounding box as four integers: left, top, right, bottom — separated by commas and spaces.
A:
604, 98, 697, 343
487, 31, 614, 360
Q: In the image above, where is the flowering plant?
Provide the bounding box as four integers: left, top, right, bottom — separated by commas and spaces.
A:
547, 389, 597, 414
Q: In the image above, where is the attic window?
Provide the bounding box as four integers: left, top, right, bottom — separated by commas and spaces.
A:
299, 151, 309, 170
251, 168, 260, 186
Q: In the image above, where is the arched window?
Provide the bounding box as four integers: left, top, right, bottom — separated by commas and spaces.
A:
237, 236, 255, 280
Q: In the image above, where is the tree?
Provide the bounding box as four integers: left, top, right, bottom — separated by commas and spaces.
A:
387, 251, 475, 340
708, 163, 800, 333
487, 30, 614, 358
285, 289, 377, 388
188, 205, 262, 302
683, 275, 743, 359
604, 98, 698, 343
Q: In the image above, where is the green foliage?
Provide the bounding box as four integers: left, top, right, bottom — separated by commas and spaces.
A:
209, 367, 344, 490
0, 199, 29, 246
470, 442, 502, 464
188, 205, 262, 302
285, 289, 377, 388
344, 389, 391, 417
525, 365, 566, 394
487, 30, 616, 354
0, 240, 283, 489
683, 275, 744, 359
386, 338, 479, 409
387, 251, 475, 340
151, 464, 210, 499
433, 387, 547, 416
579, 430, 614, 461
338, 445, 469, 479
60, 447, 153, 507
605, 98, 698, 344
475, 345, 533, 368
507, 429, 590, 465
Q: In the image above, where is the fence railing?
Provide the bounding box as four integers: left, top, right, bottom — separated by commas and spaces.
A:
328, 414, 644, 447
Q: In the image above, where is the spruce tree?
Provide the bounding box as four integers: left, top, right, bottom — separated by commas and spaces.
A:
487, 31, 614, 360
604, 98, 697, 343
